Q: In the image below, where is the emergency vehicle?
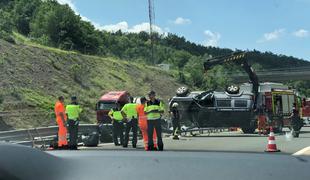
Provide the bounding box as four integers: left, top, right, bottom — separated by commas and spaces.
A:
169, 52, 304, 133
96, 91, 130, 124
301, 98, 310, 125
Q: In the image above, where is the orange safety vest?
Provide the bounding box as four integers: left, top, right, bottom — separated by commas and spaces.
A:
55, 101, 67, 122
136, 104, 147, 127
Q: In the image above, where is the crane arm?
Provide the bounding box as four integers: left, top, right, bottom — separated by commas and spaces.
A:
203, 52, 259, 110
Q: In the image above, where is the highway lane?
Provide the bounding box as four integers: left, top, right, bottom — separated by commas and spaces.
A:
66, 127, 310, 155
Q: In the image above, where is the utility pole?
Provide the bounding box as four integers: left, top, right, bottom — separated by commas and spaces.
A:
148, 0, 155, 65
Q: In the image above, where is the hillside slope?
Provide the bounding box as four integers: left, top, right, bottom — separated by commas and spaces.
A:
0, 39, 181, 129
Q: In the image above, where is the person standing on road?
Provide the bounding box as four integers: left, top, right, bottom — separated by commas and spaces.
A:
66, 96, 82, 150
144, 91, 164, 151
108, 103, 124, 146
54, 96, 68, 149
257, 108, 267, 135
290, 103, 302, 138
137, 97, 157, 150
170, 102, 181, 140
121, 97, 138, 148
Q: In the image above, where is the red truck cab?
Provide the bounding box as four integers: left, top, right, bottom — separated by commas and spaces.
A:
301, 98, 310, 125
96, 91, 130, 124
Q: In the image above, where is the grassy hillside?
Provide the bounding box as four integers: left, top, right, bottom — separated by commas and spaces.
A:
0, 38, 181, 129
1, 0, 310, 129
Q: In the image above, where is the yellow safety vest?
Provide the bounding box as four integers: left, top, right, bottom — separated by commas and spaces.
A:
108, 109, 123, 121
121, 103, 138, 119
144, 99, 164, 120
66, 104, 82, 121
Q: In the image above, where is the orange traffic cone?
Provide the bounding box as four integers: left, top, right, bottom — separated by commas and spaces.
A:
265, 127, 281, 152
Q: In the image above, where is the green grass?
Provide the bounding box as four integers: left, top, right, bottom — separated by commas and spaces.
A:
0, 34, 182, 129
19, 88, 54, 111
12, 32, 78, 55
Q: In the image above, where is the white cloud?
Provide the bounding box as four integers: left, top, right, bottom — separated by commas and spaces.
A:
99, 21, 129, 32
56, 0, 164, 34
203, 30, 221, 46
293, 29, 309, 38
56, 0, 78, 13
173, 17, 191, 25
98, 21, 164, 34
258, 28, 285, 43
130, 23, 163, 34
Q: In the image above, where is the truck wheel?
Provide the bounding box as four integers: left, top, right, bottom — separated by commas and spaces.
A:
226, 85, 240, 94
241, 127, 255, 134
176, 86, 189, 97
99, 125, 113, 143
274, 121, 283, 133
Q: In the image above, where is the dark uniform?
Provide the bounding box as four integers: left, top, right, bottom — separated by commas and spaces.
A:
291, 108, 302, 138
171, 105, 180, 139
145, 91, 164, 151
66, 97, 82, 150
109, 107, 124, 146
121, 103, 138, 148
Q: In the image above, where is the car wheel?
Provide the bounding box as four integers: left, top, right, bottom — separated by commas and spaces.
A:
176, 86, 189, 97
226, 85, 240, 94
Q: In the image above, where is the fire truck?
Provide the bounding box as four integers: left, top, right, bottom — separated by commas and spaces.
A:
240, 82, 300, 132
301, 98, 310, 125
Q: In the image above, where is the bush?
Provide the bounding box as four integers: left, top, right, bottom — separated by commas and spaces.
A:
0, 31, 15, 43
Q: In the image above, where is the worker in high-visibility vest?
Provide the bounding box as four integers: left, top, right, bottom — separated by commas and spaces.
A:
144, 91, 164, 151
54, 96, 68, 149
66, 96, 82, 150
121, 97, 138, 148
137, 97, 157, 150
108, 103, 124, 146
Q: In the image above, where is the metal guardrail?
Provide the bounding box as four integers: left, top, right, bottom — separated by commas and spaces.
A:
0, 124, 100, 145
0, 121, 179, 148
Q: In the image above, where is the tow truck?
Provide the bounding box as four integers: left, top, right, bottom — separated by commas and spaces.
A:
169, 52, 302, 134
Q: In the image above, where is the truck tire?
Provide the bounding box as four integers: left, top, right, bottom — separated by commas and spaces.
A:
99, 126, 113, 143
226, 85, 240, 94
176, 86, 189, 97
274, 121, 283, 133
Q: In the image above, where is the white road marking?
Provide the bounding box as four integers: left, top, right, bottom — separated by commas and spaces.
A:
293, 146, 310, 156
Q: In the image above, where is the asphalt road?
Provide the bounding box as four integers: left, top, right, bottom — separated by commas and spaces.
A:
77, 127, 310, 155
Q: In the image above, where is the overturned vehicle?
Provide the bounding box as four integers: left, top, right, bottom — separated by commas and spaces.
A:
169, 52, 297, 134
170, 87, 257, 133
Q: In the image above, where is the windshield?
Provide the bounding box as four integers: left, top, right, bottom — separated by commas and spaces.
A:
98, 102, 116, 111
1, 0, 310, 179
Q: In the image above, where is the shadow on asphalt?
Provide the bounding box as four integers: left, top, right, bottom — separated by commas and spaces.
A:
181, 134, 267, 138
62, 147, 292, 155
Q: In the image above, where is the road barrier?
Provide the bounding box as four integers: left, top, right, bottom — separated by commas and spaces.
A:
0, 121, 181, 148
0, 124, 100, 147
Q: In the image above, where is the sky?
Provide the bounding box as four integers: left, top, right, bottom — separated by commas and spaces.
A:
57, 0, 310, 60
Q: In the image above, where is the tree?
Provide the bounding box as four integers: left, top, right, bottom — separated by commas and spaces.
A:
0, 9, 14, 42
0, 9, 13, 33
13, 0, 40, 35
184, 56, 204, 87
169, 50, 192, 69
